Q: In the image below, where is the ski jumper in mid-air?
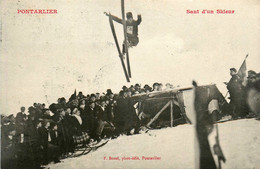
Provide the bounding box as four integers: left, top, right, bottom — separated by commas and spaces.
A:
105, 12, 142, 54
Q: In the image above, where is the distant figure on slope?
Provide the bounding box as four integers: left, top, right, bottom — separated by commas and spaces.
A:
104, 12, 142, 54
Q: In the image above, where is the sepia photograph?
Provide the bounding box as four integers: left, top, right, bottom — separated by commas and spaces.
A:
1, 0, 260, 168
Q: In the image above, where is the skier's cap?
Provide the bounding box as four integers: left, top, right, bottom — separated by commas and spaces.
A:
230, 68, 237, 72
126, 12, 133, 18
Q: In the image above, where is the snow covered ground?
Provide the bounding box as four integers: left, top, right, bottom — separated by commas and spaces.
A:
48, 119, 260, 169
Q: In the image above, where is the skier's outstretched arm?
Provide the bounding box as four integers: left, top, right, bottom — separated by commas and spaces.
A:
137, 15, 142, 25
104, 12, 123, 24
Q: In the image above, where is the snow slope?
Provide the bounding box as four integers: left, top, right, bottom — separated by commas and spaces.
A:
48, 119, 260, 169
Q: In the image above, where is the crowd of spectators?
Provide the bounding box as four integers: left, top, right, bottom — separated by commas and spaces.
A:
1, 82, 175, 169
2, 68, 259, 169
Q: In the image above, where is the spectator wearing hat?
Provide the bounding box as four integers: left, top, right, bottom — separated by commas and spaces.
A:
158, 83, 163, 91
56, 107, 72, 155
89, 94, 96, 102
38, 119, 60, 164
80, 100, 89, 133
78, 99, 87, 116
144, 84, 152, 93
1, 117, 17, 169
69, 108, 84, 141
42, 109, 52, 119
38, 119, 51, 164
165, 83, 174, 90
224, 68, 244, 118
23, 108, 42, 168
134, 84, 141, 92
247, 70, 258, 89
95, 98, 112, 140
122, 86, 128, 92
85, 101, 97, 138
106, 90, 117, 128
77, 91, 85, 100
13, 110, 27, 159
16, 107, 27, 125
152, 83, 159, 92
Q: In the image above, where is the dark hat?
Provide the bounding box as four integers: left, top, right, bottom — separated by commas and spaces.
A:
49, 103, 62, 113
144, 84, 150, 88
248, 70, 257, 75
122, 86, 128, 91
106, 89, 113, 95
119, 90, 124, 96
135, 83, 141, 87
230, 68, 237, 72
90, 93, 96, 98
126, 12, 133, 19
28, 106, 36, 114
153, 83, 159, 87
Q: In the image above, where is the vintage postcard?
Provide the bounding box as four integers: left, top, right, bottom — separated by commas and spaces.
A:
1, 0, 260, 169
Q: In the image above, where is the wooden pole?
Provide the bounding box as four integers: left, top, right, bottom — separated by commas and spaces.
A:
121, 0, 131, 78
147, 101, 171, 127
170, 100, 173, 127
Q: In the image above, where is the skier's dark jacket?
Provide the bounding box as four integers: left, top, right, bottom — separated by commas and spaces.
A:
110, 15, 142, 38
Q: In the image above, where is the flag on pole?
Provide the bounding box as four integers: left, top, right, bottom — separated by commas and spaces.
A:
69, 89, 77, 101
237, 54, 248, 86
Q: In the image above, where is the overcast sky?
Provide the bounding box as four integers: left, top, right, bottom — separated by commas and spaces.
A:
1, 0, 260, 115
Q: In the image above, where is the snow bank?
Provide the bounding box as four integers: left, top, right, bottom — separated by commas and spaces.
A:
48, 119, 260, 169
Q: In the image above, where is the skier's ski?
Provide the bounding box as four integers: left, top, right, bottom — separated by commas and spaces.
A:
71, 147, 92, 158
89, 139, 109, 150
108, 14, 130, 82
121, 0, 131, 78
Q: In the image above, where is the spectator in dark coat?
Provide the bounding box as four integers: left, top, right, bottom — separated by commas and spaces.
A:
95, 99, 115, 140
50, 123, 59, 146
38, 119, 60, 164
86, 102, 98, 138
1, 118, 17, 169
23, 110, 42, 169
15, 107, 27, 144
225, 68, 244, 118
